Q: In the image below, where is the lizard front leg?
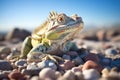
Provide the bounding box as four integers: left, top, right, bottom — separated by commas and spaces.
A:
20, 36, 32, 58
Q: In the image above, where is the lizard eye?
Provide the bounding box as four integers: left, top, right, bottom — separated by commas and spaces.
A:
57, 14, 66, 24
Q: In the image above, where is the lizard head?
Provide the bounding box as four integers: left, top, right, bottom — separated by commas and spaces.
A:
46, 11, 84, 40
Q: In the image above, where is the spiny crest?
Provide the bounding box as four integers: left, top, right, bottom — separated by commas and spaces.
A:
48, 11, 58, 19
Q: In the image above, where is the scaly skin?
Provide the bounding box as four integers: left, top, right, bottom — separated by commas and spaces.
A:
20, 11, 84, 62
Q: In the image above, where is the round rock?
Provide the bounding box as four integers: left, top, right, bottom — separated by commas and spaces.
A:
8, 69, 26, 80
63, 70, 75, 80
0, 60, 13, 70
83, 53, 99, 63
82, 60, 103, 72
37, 60, 57, 70
83, 69, 100, 80
62, 54, 71, 60
15, 59, 27, 67
39, 68, 56, 80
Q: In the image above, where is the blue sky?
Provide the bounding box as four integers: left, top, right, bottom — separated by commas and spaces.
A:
0, 0, 120, 31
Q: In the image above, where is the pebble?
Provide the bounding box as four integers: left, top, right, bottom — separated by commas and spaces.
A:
27, 62, 39, 70
62, 54, 71, 60
101, 68, 110, 77
83, 69, 100, 80
37, 60, 57, 70
83, 53, 99, 63
110, 59, 120, 69
67, 51, 78, 59
71, 67, 82, 73
0, 60, 13, 70
15, 59, 27, 67
63, 70, 75, 80
101, 58, 111, 66
72, 56, 84, 66
60, 60, 75, 70
30, 76, 39, 80
39, 68, 56, 80
8, 69, 26, 80
74, 71, 84, 80
82, 60, 103, 72
22, 68, 40, 76
105, 48, 118, 56
24, 63, 41, 75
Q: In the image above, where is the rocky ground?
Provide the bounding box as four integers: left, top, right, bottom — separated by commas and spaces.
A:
0, 27, 120, 80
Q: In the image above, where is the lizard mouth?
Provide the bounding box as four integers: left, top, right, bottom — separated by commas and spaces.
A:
56, 21, 83, 33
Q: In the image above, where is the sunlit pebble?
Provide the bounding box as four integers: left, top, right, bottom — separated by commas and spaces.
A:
30, 76, 39, 80
37, 60, 57, 70
82, 69, 100, 80
55, 71, 62, 79
27, 62, 39, 70
63, 70, 75, 80
82, 60, 103, 72
101, 68, 110, 78
39, 68, 56, 80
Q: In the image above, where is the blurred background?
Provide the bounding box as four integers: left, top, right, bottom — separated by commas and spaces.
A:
0, 0, 120, 41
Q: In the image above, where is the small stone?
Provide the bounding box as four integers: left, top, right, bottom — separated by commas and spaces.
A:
62, 54, 71, 60
83, 69, 100, 80
37, 60, 57, 70
67, 51, 78, 59
15, 59, 27, 67
74, 72, 84, 80
8, 69, 26, 80
22, 68, 40, 76
82, 60, 103, 72
101, 68, 110, 77
63, 70, 75, 80
27, 63, 39, 70
105, 48, 118, 56
39, 68, 56, 80
55, 71, 62, 79
101, 58, 111, 66
60, 60, 75, 70
71, 67, 82, 73
83, 53, 99, 63
110, 59, 120, 69
72, 56, 84, 65
30, 76, 39, 80
0, 60, 13, 70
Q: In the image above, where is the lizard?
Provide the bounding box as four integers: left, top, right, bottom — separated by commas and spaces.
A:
20, 11, 84, 63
